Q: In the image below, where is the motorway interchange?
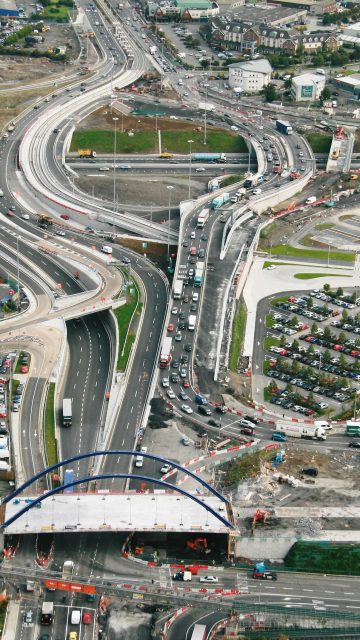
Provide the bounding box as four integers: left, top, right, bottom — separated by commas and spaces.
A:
1, 0, 360, 638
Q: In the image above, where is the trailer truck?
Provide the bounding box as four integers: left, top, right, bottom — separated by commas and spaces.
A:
62, 399, 72, 427
276, 120, 293, 135
211, 192, 230, 209
275, 422, 327, 440
192, 153, 226, 163
159, 337, 172, 368
173, 279, 183, 300
78, 149, 97, 158
194, 262, 205, 287
197, 208, 209, 228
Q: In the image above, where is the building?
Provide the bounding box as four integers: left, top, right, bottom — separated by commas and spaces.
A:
269, 0, 336, 14
291, 72, 325, 101
333, 73, 360, 95
301, 31, 339, 52
340, 21, 360, 46
146, 0, 219, 19
228, 58, 273, 93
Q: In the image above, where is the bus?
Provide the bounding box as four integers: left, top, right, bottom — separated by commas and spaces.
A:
191, 625, 207, 640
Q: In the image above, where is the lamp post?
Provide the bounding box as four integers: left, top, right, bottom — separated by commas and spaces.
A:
160, 37, 165, 92
203, 83, 209, 145
188, 139, 194, 200
113, 117, 119, 234
166, 185, 174, 260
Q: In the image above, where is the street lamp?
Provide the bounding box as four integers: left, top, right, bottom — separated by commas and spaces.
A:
188, 139, 194, 200
203, 83, 209, 145
113, 117, 119, 234
166, 185, 174, 260
160, 38, 165, 92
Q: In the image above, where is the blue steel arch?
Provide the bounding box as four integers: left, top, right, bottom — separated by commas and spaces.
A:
3, 450, 227, 504
1, 473, 234, 529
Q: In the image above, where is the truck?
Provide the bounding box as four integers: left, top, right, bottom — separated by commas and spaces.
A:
194, 262, 205, 287
173, 279, 183, 300
197, 208, 209, 228
244, 177, 257, 189
211, 192, 230, 209
276, 119, 293, 135
62, 398, 72, 427
188, 315, 196, 331
172, 570, 192, 581
346, 421, 360, 436
192, 153, 226, 163
62, 560, 74, 579
149, 45, 157, 54
208, 178, 219, 192
39, 214, 53, 227
290, 171, 300, 180
198, 102, 215, 112
41, 602, 54, 625
78, 149, 97, 158
275, 422, 327, 441
159, 337, 172, 368
7, 121, 15, 132
26, 580, 35, 592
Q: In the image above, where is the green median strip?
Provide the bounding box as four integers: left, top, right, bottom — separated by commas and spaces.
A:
229, 299, 247, 373
262, 245, 355, 263
294, 272, 352, 280
113, 278, 141, 372
264, 336, 280, 350
44, 382, 58, 467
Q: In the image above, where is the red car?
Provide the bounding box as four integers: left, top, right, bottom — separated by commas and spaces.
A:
21, 365, 28, 374
279, 349, 288, 356
7, 211, 15, 217
60, 214, 70, 220
167, 323, 174, 333
305, 336, 315, 342
334, 344, 343, 351
182, 380, 190, 388
82, 611, 92, 625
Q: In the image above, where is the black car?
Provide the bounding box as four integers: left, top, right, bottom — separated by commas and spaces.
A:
301, 467, 318, 477
199, 405, 211, 416
208, 419, 221, 428
179, 312, 186, 320
216, 406, 227, 414
240, 426, 254, 436
178, 322, 186, 330
349, 441, 360, 448
184, 343, 192, 352
181, 354, 189, 364
183, 240, 189, 247
172, 360, 180, 369
190, 304, 197, 312
170, 373, 179, 383
198, 249, 205, 258
243, 414, 258, 424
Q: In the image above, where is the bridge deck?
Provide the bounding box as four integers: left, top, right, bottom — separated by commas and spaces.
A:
4, 492, 233, 534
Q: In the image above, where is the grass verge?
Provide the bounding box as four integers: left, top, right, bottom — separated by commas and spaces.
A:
304, 132, 332, 153
229, 300, 247, 373
265, 315, 276, 328
264, 336, 280, 350
11, 379, 19, 398
294, 272, 351, 279
315, 223, 334, 231
263, 244, 355, 263
221, 174, 244, 188
113, 279, 141, 372
44, 383, 58, 467
285, 541, 360, 575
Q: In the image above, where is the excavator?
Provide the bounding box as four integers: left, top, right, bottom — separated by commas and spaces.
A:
252, 509, 269, 533
186, 537, 211, 554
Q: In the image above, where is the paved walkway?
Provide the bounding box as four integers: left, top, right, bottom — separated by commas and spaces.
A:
3, 601, 19, 640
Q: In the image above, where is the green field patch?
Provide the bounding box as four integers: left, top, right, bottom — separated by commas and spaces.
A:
294, 272, 351, 280
221, 174, 244, 188
113, 279, 141, 372
263, 244, 355, 263
222, 448, 275, 485
229, 300, 247, 373
305, 132, 332, 153
44, 382, 58, 467
11, 378, 19, 398
271, 296, 289, 306
265, 314, 276, 328
71, 128, 247, 155
315, 223, 334, 231
264, 336, 280, 350
285, 541, 360, 575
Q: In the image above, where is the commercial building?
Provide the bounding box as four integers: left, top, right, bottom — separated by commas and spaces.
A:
291, 72, 325, 101
340, 21, 360, 46
333, 73, 360, 95
146, 0, 219, 20
268, 0, 336, 15
228, 58, 273, 93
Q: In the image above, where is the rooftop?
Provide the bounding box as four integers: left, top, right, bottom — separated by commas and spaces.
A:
216, 4, 306, 27
229, 58, 273, 74
292, 72, 326, 85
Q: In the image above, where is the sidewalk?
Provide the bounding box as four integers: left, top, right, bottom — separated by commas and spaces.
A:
3, 601, 19, 640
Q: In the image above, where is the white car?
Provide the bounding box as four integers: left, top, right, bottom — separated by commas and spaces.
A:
21, 214, 30, 220
181, 404, 193, 414
160, 463, 172, 474
162, 378, 170, 388
195, 167, 205, 172
252, 188, 262, 195
172, 307, 178, 315
230, 125, 239, 131
267, 265, 276, 270
167, 389, 175, 399
200, 575, 219, 583
99, 166, 110, 171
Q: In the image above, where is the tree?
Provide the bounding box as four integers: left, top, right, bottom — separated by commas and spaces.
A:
280, 334, 286, 347
200, 59, 209, 69
284, 76, 292, 89
262, 83, 277, 103
307, 391, 315, 406
311, 322, 319, 334
323, 283, 331, 292
290, 315, 299, 327
339, 331, 348, 344
323, 349, 331, 363
268, 380, 278, 394
342, 308, 349, 321
339, 353, 347, 369
336, 287, 344, 298
292, 339, 299, 352
324, 326, 332, 341
320, 86, 331, 104
306, 297, 313, 309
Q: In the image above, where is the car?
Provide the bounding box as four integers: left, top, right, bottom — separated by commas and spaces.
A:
216, 405, 227, 414
178, 322, 186, 330
200, 575, 218, 583
208, 419, 221, 428
9, 205, 15, 211
190, 231, 196, 239
349, 441, 360, 448
172, 307, 178, 315
170, 373, 180, 383
243, 415, 259, 424
195, 167, 206, 172
179, 391, 189, 401
55, 230, 66, 237
120, 165, 132, 170
82, 612, 92, 625
167, 389, 175, 399
160, 463, 172, 474
253, 571, 277, 581
21, 214, 30, 220
172, 359, 180, 369
184, 343, 192, 352
198, 249, 205, 258
121, 257, 131, 264
267, 265, 276, 270
301, 467, 318, 477
181, 404, 193, 414
175, 332, 182, 342
162, 378, 169, 388
24, 610, 33, 623
198, 405, 211, 416
272, 432, 287, 442
201, 234, 208, 241
7, 210, 15, 217
252, 188, 262, 195
168, 323, 174, 332
21, 365, 28, 374
239, 418, 255, 429
60, 214, 70, 220
183, 240, 189, 247
190, 303, 197, 312
99, 166, 110, 172
39, 635, 49, 640
182, 437, 191, 445
182, 379, 190, 388
240, 426, 254, 435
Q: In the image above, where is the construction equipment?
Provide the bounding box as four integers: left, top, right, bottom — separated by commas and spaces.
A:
186, 537, 211, 554
252, 509, 268, 532
38, 215, 53, 227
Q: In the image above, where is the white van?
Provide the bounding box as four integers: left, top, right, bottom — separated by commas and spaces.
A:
0, 189, 3, 197
135, 446, 147, 468
71, 610, 81, 625
305, 196, 316, 205
102, 245, 113, 254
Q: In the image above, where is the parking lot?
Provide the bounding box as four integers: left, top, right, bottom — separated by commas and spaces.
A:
261, 287, 360, 418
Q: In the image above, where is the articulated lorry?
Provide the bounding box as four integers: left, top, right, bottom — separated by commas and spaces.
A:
159, 337, 172, 368
173, 279, 183, 300
194, 262, 205, 287
78, 149, 97, 158
211, 192, 230, 209
192, 153, 226, 163
275, 422, 327, 441
276, 120, 293, 135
